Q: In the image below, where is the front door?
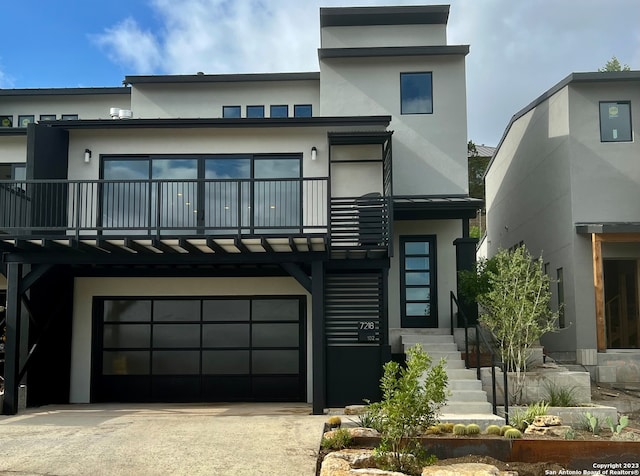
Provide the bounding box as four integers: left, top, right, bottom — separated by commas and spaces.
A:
400, 236, 437, 328
604, 259, 640, 349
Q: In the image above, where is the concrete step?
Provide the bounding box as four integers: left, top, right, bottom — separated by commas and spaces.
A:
401, 334, 454, 344
448, 379, 483, 391
447, 390, 490, 402
441, 401, 493, 414
403, 342, 458, 353
445, 368, 479, 380
439, 413, 506, 430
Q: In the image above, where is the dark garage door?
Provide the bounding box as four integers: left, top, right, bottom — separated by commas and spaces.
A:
92, 296, 305, 402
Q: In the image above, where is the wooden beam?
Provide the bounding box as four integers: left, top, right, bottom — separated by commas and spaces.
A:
597, 233, 640, 243
592, 233, 606, 351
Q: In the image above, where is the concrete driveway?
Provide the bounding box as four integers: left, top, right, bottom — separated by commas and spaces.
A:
0, 403, 327, 476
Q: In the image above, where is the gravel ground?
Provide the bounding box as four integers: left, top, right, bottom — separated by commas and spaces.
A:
0, 403, 327, 476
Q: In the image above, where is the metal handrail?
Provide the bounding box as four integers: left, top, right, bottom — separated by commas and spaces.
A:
450, 291, 509, 424
0, 178, 393, 253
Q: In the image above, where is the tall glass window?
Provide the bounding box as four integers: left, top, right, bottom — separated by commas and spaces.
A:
102, 155, 301, 234
400, 72, 433, 114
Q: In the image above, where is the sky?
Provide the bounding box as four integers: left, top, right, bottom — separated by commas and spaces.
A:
0, 0, 638, 146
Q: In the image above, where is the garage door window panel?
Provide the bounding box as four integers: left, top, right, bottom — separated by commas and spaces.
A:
153, 324, 200, 348
202, 323, 250, 347
152, 350, 200, 375
202, 350, 250, 374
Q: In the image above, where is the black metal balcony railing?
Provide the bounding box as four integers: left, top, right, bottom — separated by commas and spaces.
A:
0, 178, 391, 253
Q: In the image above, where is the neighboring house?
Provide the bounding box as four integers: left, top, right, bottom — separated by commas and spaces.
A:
0, 5, 480, 415
485, 71, 640, 386
467, 143, 495, 242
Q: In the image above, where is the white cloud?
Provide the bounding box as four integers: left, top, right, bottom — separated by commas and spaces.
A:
93, 17, 163, 74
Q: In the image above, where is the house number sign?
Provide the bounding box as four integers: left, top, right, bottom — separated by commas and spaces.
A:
358, 321, 378, 342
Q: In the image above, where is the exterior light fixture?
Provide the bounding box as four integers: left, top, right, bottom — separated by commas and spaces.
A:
84, 149, 92, 163
311, 146, 317, 161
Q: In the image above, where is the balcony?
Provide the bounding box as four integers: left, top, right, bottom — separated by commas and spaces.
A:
0, 178, 391, 257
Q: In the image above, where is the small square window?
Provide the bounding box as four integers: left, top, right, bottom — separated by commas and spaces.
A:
401, 72, 433, 114
0, 115, 13, 127
61, 114, 78, 120
293, 104, 312, 117
599, 101, 632, 142
270, 105, 288, 118
223, 106, 241, 118
18, 115, 35, 127
39, 114, 56, 121
246, 105, 264, 118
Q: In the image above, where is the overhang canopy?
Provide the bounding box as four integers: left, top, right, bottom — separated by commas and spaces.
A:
393, 196, 483, 220
576, 222, 640, 234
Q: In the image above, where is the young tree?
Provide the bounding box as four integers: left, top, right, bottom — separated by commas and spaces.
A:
599, 55, 631, 72
477, 246, 558, 403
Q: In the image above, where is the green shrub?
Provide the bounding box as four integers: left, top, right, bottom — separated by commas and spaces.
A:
321, 428, 352, 450
485, 425, 502, 436
465, 423, 481, 435
504, 428, 523, 439
453, 424, 467, 436
543, 380, 579, 407
510, 401, 549, 431
356, 410, 382, 431
368, 344, 447, 475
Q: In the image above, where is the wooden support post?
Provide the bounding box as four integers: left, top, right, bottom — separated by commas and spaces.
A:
591, 234, 606, 352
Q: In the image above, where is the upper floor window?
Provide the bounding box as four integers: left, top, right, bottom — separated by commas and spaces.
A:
600, 101, 632, 142
246, 105, 264, 118
294, 104, 312, 117
0, 115, 13, 127
40, 114, 56, 121
270, 105, 288, 118
400, 72, 433, 115
18, 115, 34, 127
222, 106, 241, 118
61, 114, 78, 120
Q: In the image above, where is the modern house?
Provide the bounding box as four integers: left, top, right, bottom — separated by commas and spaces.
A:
0, 5, 480, 415
485, 71, 640, 386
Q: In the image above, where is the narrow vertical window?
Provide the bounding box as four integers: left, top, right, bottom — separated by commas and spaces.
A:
557, 268, 565, 328
400, 72, 433, 114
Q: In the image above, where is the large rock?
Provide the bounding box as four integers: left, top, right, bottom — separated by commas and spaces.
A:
531, 415, 562, 426
320, 450, 406, 476
525, 425, 572, 437
422, 463, 516, 476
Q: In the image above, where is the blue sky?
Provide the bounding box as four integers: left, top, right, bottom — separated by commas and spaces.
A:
1, 0, 639, 146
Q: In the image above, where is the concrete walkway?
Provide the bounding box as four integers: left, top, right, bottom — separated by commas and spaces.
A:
0, 403, 327, 476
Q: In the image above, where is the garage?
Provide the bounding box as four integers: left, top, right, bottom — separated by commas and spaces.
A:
91, 296, 305, 403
